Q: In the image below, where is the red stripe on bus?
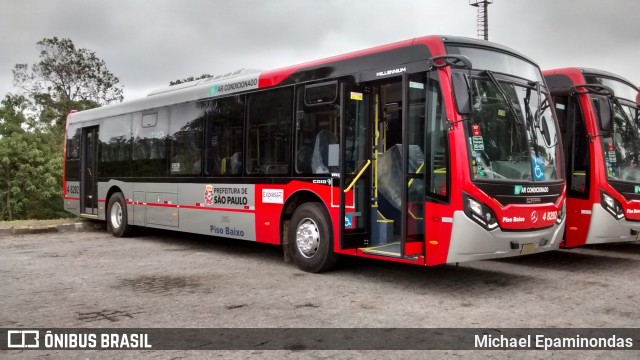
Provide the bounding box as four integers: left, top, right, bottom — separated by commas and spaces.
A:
121, 200, 253, 213
144, 203, 178, 208
64, 197, 80, 201
179, 205, 253, 213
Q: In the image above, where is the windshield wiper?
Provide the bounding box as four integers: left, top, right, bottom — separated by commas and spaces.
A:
523, 86, 541, 155
611, 97, 638, 140
483, 70, 521, 125
482, 70, 529, 161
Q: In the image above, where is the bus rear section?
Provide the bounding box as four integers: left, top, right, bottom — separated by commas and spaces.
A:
544, 68, 640, 247
63, 35, 566, 272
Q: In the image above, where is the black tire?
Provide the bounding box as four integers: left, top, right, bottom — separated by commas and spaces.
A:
106, 192, 132, 237
288, 202, 337, 273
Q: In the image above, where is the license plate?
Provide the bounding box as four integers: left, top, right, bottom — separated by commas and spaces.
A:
520, 243, 538, 255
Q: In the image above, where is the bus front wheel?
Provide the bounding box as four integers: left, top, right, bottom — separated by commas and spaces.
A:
289, 202, 337, 273
107, 192, 132, 237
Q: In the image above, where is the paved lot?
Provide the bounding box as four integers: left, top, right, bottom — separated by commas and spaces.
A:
1, 228, 640, 359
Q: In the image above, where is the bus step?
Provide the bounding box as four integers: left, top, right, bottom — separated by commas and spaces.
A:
361, 242, 402, 258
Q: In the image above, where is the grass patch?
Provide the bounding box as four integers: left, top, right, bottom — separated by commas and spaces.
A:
0, 218, 82, 228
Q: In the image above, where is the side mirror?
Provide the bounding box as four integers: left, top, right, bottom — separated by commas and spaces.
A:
428, 55, 473, 70
596, 97, 614, 132
451, 72, 472, 115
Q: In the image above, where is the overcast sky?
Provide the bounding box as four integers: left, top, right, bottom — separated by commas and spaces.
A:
0, 0, 638, 101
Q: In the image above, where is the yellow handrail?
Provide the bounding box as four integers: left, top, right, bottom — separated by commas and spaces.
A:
408, 162, 425, 187
344, 160, 371, 193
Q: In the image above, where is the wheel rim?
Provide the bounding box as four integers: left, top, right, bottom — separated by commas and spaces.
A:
110, 201, 123, 229
295, 217, 320, 258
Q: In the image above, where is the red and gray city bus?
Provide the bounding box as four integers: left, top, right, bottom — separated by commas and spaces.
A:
64, 35, 566, 272
543, 68, 640, 247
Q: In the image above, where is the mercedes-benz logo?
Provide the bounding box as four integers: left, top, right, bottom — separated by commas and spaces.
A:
531, 210, 539, 223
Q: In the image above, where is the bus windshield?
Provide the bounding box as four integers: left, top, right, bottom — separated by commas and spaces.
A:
449, 46, 543, 82
467, 74, 561, 182
600, 99, 640, 183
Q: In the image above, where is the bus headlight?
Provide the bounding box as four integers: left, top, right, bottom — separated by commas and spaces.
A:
463, 193, 499, 230
468, 197, 483, 216
556, 200, 566, 224
600, 190, 624, 220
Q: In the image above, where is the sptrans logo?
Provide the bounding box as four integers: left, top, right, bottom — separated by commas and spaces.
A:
514, 186, 550, 195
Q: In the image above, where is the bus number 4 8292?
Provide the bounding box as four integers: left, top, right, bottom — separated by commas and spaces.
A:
543, 211, 557, 221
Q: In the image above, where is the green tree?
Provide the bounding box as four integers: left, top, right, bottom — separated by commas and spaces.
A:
169, 74, 213, 86
0, 94, 66, 220
2, 37, 124, 220
12, 37, 124, 133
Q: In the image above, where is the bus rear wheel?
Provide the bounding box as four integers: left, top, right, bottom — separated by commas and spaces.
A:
289, 202, 337, 273
107, 192, 132, 237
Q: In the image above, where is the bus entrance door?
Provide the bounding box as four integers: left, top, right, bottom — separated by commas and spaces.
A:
340, 83, 371, 249
80, 126, 99, 216
400, 73, 427, 258
360, 74, 426, 259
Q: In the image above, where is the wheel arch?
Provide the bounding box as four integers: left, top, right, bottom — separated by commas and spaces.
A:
105, 185, 124, 219
280, 189, 332, 246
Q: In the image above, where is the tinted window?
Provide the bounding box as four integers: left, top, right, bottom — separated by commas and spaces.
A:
170, 103, 204, 175
132, 110, 168, 177
203, 96, 245, 176
246, 87, 293, 175
65, 123, 82, 181
425, 74, 449, 201
99, 114, 131, 177
295, 85, 339, 174
572, 98, 590, 194
555, 96, 589, 196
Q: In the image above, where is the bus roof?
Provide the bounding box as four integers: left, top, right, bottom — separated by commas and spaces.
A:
544, 67, 639, 101
441, 35, 536, 64
68, 35, 537, 125
581, 68, 637, 89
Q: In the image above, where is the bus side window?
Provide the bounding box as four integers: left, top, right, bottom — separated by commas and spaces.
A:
169, 103, 204, 175
567, 96, 589, 196
295, 85, 339, 174
425, 77, 449, 201
65, 124, 82, 181
246, 87, 293, 175
203, 95, 245, 176
553, 97, 571, 186
131, 111, 168, 177
99, 114, 132, 177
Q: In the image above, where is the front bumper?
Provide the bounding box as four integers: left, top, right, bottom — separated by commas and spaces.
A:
446, 210, 564, 263
585, 204, 640, 245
